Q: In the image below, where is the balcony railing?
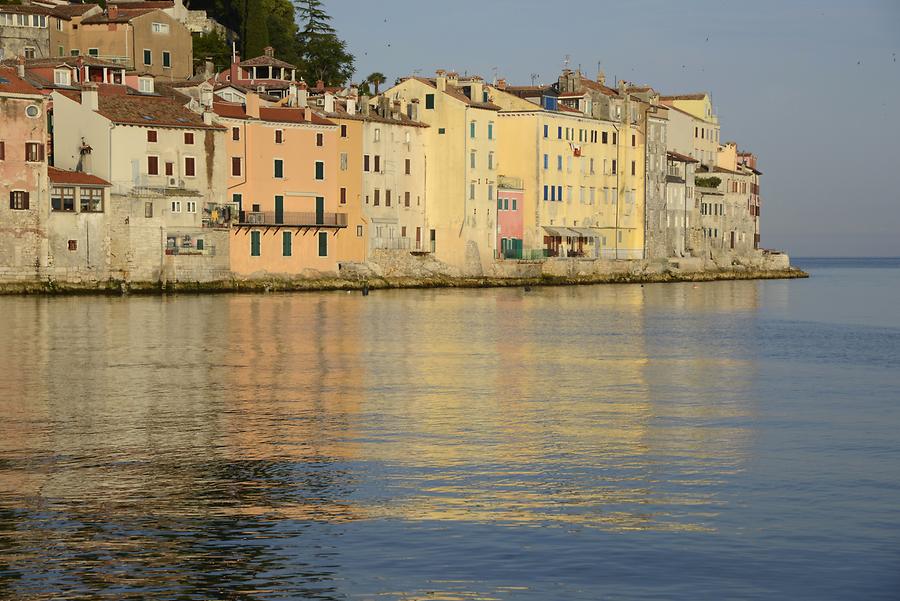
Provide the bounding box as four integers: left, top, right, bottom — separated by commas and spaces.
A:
498, 175, 523, 190
373, 237, 415, 250
238, 211, 347, 227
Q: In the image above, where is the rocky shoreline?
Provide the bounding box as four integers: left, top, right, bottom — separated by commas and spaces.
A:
0, 263, 808, 296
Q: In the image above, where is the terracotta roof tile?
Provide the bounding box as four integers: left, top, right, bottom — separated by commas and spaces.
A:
239, 56, 298, 70
0, 67, 43, 96
666, 150, 699, 163
50, 3, 100, 19
49, 166, 110, 186
660, 93, 708, 101
212, 101, 335, 126
95, 93, 222, 129
81, 8, 156, 24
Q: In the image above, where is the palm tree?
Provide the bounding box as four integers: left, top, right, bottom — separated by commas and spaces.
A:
366, 72, 386, 95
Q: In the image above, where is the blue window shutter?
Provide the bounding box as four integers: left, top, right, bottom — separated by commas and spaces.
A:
543, 185, 548, 201
558, 126, 562, 139
558, 186, 562, 201
551, 186, 555, 201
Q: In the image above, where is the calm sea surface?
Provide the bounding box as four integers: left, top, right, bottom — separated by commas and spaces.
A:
1, 259, 899, 600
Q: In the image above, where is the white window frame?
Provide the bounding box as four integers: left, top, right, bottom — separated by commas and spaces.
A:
143, 48, 152, 66
183, 155, 196, 178
151, 22, 170, 34
170, 200, 182, 213
53, 69, 71, 86
186, 200, 197, 213
139, 77, 154, 93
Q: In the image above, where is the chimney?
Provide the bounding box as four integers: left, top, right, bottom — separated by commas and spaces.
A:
264, 46, 274, 58
469, 76, 483, 103
297, 80, 308, 108
108, 4, 118, 19
359, 94, 370, 116
324, 92, 334, 113
288, 82, 298, 106
81, 82, 99, 111
203, 111, 214, 125
230, 53, 241, 84
346, 97, 357, 115
246, 91, 260, 118
597, 69, 606, 86
447, 71, 459, 86
304, 107, 312, 122
204, 58, 215, 79
392, 98, 402, 120
496, 78, 507, 91
16, 55, 25, 78
349, 85, 359, 99
435, 69, 447, 92
200, 85, 213, 109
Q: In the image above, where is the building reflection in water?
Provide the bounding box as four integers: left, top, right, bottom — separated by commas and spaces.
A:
0, 281, 761, 599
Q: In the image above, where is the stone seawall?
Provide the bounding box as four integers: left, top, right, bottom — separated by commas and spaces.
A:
0, 251, 807, 295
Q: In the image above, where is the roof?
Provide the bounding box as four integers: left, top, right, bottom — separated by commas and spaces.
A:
239, 55, 298, 70
0, 4, 53, 15
95, 93, 222, 129
324, 99, 428, 128
667, 150, 699, 163
0, 67, 43, 97
212, 101, 336, 126
5, 56, 124, 70
48, 167, 110, 186
407, 77, 501, 111
82, 8, 157, 24
576, 77, 620, 97
660, 93, 708, 101
50, 3, 100, 20
109, 0, 174, 7
503, 85, 551, 95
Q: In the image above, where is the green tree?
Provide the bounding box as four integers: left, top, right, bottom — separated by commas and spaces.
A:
193, 31, 231, 74
366, 72, 386, 95
264, 0, 300, 66
242, 0, 269, 58
294, 0, 354, 85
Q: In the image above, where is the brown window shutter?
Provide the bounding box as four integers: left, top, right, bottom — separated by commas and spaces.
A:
39, 144, 45, 161
185, 157, 195, 177
24, 192, 30, 210
0, 141, 4, 160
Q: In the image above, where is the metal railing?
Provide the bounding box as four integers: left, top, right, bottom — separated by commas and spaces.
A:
238, 211, 348, 227
372, 237, 414, 250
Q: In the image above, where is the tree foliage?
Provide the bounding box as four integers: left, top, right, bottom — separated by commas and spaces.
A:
695, 176, 722, 189
366, 72, 386, 94
294, 0, 354, 86
242, 0, 269, 59
192, 31, 231, 74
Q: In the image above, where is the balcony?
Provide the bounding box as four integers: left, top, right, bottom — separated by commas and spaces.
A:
237, 211, 348, 228
498, 175, 523, 190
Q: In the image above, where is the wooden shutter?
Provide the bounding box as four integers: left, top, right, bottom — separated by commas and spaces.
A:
282, 231, 292, 256
0, 141, 4, 160
318, 231, 327, 257
250, 231, 260, 256
231, 157, 241, 176
185, 157, 195, 177
148, 155, 158, 175
315, 162, 323, 180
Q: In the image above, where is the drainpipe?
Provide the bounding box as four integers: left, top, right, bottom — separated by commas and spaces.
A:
611, 121, 620, 260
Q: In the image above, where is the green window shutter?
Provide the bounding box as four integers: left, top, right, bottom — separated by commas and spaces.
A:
315, 197, 324, 224
282, 231, 292, 256
425, 94, 435, 109
250, 231, 260, 256
318, 232, 327, 257
274, 159, 283, 178
196, 239, 204, 251
274, 195, 284, 224
315, 162, 324, 180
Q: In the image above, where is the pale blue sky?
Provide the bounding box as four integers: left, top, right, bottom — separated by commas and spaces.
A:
327, 0, 900, 257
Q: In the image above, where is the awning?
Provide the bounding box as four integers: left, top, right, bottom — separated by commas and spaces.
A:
543, 226, 589, 238
570, 227, 600, 238
542, 226, 566, 237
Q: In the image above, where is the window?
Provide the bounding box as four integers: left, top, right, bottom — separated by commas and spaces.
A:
9, 191, 29, 210
143, 49, 152, 66
374, 189, 380, 206
543, 154, 548, 170
469, 182, 475, 200
611, 160, 617, 174
147, 130, 157, 143
590, 158, 595, 174
251, 231, 261, 256
25, 142, 44, 162
147, 155, 159, 175
232, 127, 240, 141
374, 156, 380, 172
438, 128, 445, 134
70, 49, 80, 57
488, 184, 494, 200
231, 157, 241, 177
282, 231, 292, 256
315, 161, 324, 180
274, 129, 283, 144
170, 200, 181, 213
317, 132, 324, 146
51, 186, 75, 212
566, 186, 572, 203
340, 124, 347, 138
404, 191, 410, 207
340, 187, 347, 204
425, 94, 435, 109
184, 156, 196, 177
550, 186, 555, 201
631, 160, 636, 176
557, 155, 562, 171
612, 132, 617, 145
470, 151, 476, 169
558, 126, 563, 139
24, 47, 36, 59
145, 202, 153, 218
511, 198, 517, 210
139, 78, 154, 93
373, 128, 380, 142
318, 232, 328, 256
543, 124, 549, 138
76, 187, 103, 213
543, 185, 548, 201
88, 48, 99, 57
357, 225, 363, 237
405, 158, 411, 175
470, 121, 476, 138
340, 153, 348, 171
488, 152, 494, 170
602, 131, 608, 144
557, 186, 562, 202
162, 51, 171, 68
0, 141, 4, 160
184, 132, 194, 145
632, 134, 636, 147
164, 161, 174, 176
152, 22, 169, 34
54, 69, 71, 86
363, 155, 370, 172
386, 190, 391, 207
488, 122, 494, 140
274, 159, 284, 179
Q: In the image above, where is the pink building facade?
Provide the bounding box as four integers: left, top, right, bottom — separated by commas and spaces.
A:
497, 184, 524, 259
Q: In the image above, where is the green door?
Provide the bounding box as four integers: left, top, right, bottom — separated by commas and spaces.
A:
315, 196, 324, 225
275, 195, 284, 224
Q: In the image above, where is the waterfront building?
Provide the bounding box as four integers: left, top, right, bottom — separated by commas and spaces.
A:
52, 82, 228, 281
489, 81, 622, 259
381, 71, 500, 273
212, 92, 349, 277
211, 47, 301, 102
0, 3, 74, 61
0, 65, 48, 282
496, 177, 524, 259
664, 150, 698, 257
661, 93, 720, 168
